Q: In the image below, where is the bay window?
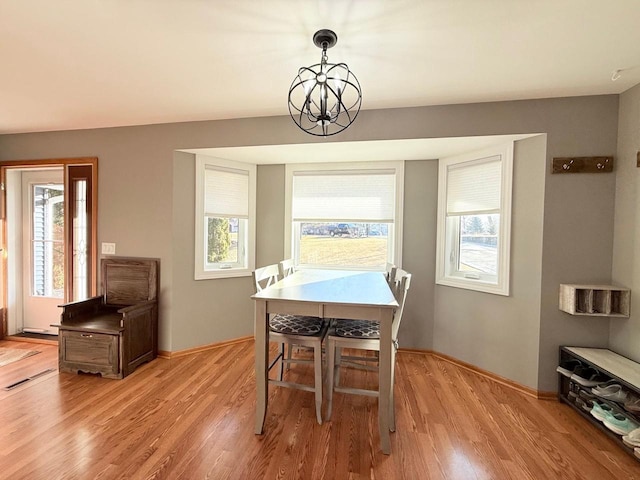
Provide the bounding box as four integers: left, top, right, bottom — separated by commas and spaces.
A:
436, 143, 513, 295
195, 155, 256, 279
285, 162, 404, 270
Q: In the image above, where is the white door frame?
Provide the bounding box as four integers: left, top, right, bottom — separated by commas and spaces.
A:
21, 168, 64, 335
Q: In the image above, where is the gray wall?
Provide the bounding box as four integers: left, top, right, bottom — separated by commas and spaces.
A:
399, 160, 438, 350
256, 164, 286, 268
433, 135, 546, 389
0, 95, 620, 390
611, 82, 640, 359
537, 100, 618, 391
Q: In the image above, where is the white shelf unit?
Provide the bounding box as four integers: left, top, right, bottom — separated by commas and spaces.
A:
559, 284, 630, 317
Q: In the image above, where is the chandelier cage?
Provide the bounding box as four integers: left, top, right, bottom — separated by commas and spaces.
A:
288, 29, 362, 136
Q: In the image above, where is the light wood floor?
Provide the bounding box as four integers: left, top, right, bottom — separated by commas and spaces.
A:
0, 339, 638, 479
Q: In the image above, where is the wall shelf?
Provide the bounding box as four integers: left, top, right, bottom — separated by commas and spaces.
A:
559, 284, 630, 317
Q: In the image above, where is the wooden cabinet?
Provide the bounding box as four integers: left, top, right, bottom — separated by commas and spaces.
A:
58, 257, 159, 379
559, 284, 630, 317
59, 327, 120, 377
558, 347, 640, 462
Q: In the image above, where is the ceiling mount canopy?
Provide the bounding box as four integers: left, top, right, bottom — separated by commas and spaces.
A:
288, 29, 362, 137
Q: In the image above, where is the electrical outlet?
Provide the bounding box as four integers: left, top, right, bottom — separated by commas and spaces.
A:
102, 242, 116, 255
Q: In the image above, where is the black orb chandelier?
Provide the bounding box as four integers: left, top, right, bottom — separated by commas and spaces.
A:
288, 29, 362, 136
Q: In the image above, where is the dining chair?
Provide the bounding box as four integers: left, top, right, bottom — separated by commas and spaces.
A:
278, 258, 299, 363
252, 264, 328, 424
279, 258, 296, 278
325, 268, 412, 431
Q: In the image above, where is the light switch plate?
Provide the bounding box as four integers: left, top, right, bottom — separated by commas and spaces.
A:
101, 242, 116, 255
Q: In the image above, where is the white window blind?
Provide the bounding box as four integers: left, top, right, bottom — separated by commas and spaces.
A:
446, 156, 501, 216
204, 166, 249, 218
292, 170, 396, 222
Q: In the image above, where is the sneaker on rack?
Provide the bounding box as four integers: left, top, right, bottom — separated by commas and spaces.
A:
556, 359, 582, 378
575, 397, 591, 412
622, 427, 640, 448
592, 383, 630, 403
624, 394, 640, 413
591, 401, 614, 422
578, 389, 597, 407
603, 411, 639, 436
571, 367, 609, 387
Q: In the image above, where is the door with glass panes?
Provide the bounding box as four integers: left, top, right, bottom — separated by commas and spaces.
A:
1, 162, 96, 337
21, 170, 65, 334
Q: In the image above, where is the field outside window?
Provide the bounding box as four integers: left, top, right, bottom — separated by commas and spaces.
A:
458, 214, 499, 275
297, 222, 390, 267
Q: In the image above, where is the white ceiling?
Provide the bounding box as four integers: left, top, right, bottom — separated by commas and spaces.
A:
2, 1, 640, 136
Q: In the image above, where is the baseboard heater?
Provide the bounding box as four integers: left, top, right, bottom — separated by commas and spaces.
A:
22, 328, 49, 334
3, 368, 56, 391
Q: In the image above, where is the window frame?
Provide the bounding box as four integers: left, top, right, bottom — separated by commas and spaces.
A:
435, 143, 513, 296
194, 155, 256, 280
284, 161, 404, 271
30, 183, 64, 298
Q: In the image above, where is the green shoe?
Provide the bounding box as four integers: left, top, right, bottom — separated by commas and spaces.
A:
603, 411, 639, 435
590, 401, 613, 422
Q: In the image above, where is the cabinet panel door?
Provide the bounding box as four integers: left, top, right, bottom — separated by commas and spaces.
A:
61, 330, 119, 375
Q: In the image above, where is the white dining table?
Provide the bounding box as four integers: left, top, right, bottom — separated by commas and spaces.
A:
251, 269, 399, 454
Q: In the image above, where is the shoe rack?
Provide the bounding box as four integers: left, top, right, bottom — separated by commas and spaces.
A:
558, 346, 640, 462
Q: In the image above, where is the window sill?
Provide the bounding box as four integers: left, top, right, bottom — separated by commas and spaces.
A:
195, 269, 252, 280
436, 276, 509, 296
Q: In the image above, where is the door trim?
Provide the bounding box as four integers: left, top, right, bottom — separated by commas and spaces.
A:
0, 157, 98, 339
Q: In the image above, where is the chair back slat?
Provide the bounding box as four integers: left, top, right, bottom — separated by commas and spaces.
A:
389, 267, 408, 300
385, 263, 397, 286
279, 259, 296, 278
102, 257, 159, 305
252, 264, 280, 294
391, 269, 411, 341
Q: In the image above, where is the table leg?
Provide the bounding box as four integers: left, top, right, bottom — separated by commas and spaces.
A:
378, 307, 393, 454
254, 299, 268, 434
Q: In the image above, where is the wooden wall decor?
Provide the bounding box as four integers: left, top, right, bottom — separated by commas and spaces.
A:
552, 156, 613, 174
636, 151, 640, 168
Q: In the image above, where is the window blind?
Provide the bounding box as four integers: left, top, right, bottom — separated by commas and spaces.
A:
292, 170, 396, 222
204, 166, 249, 218
446, 156, 501, 216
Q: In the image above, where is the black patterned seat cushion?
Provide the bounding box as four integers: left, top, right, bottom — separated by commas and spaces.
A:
269, 314, 324, 335
334, 319, 380, 339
